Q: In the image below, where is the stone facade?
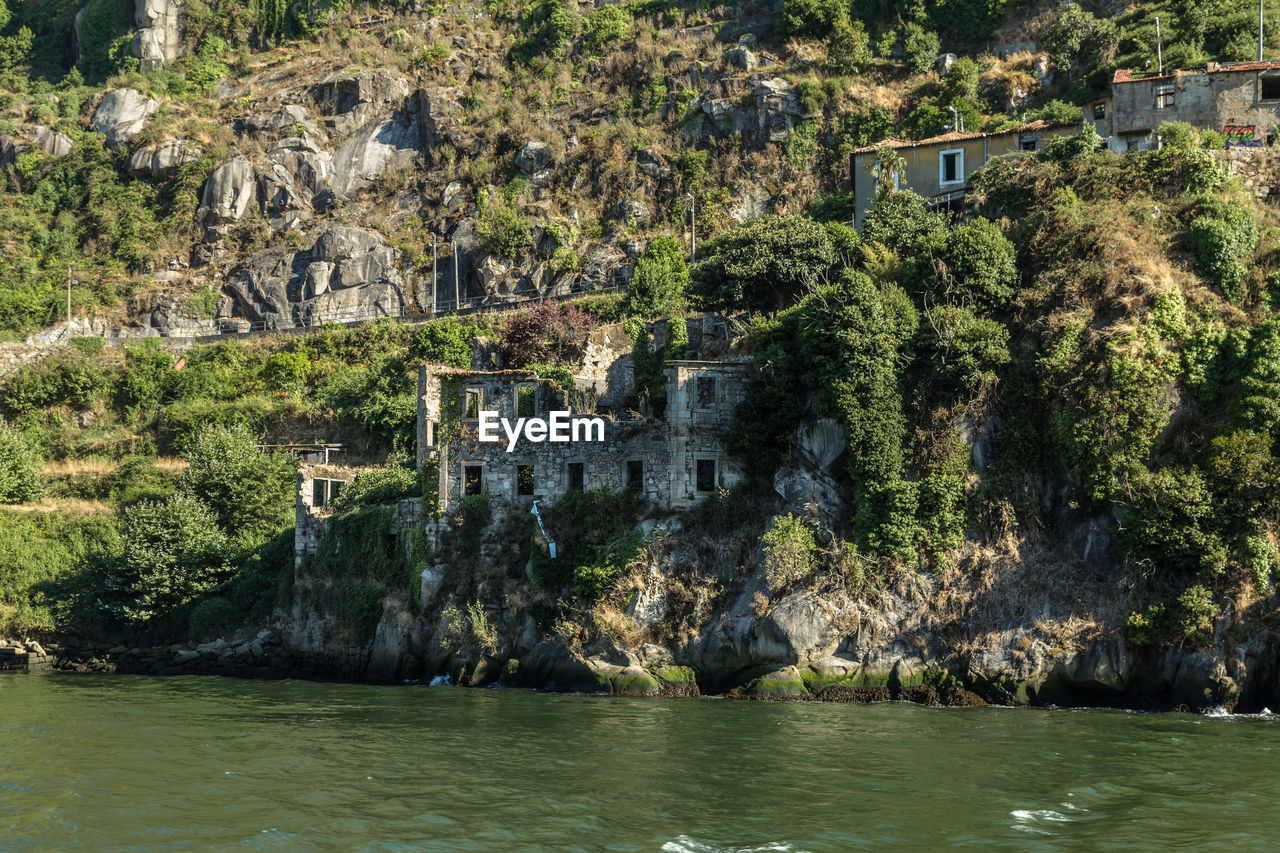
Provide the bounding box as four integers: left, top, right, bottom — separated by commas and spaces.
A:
294, 463, 359, 568
1102, 61, 1280, 151
418, 359, 750, 514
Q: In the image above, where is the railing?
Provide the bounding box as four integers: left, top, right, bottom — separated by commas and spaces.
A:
91, 278, 628, 343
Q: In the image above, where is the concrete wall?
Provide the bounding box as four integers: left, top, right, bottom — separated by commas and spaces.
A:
294, 463, 359, 568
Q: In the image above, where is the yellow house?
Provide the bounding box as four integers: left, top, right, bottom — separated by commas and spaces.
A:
849, 120, 1079, 227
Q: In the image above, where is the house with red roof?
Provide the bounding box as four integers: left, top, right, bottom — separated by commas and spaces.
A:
848, 120, 1078, 227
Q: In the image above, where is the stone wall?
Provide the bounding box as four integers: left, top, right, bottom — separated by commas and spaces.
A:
1112, 66, 1280, 144
1213, 146, 1280, 200
294, 463, 360, 568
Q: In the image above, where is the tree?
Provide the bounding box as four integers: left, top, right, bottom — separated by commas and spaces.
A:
0, 421, 41, 504
627, 236, 689, 318
861, 190, 947, 257
901, 23, 939, 74
181, 423, 294, 545
869, 146, 907, 195
410, 317, 477, 368
583, 5, 631, 56
939, 218, 1019, 308
114, 493, 230, 622
826, 11, 870, 76
922, 305, 1011, 392
942, 57, 981, 104
692, 215, 839, 311
1042, 3, 1118, 78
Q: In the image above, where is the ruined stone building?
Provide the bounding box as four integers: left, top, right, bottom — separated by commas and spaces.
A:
416, 360, 750, 513
1089, 60, 1280, 152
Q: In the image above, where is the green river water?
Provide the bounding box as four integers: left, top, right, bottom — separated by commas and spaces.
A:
2, 673, 1278, 851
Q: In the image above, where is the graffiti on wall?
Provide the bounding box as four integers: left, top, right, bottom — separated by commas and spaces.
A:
1224, 122, 1263, 147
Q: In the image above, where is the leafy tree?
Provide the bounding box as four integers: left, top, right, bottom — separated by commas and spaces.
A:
627, 235, 689, 318
826, 10, 871, 75
763, 513, 817, 589
901, 23, 939, 74
692, 215, 839, 311
180, 423, 294, 545
861, 190, 947, 257
1122, 466, 1227, 578
943, 57, 981, 104
939, 218, 1019, 308
902, 103, 949, 139
333, 466, 419, 510
500, 301, 594, 366
113, 493, 230, 622
0, 420, 41, 504
1187, 205, 1259, 304
923, 305, 1011, 392
1042, 3, 1118, 77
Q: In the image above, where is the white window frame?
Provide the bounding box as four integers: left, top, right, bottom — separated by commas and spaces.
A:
939, 148, 964, 186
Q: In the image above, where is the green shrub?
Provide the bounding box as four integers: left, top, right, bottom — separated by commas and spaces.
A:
627, 235, 689, 319
325, 576, 385, 640
939, 219, 1019, 308
333, 466, 418, 511
262, 350, 311, 393
409, 317, 477, 368
1173, 584, 1219, 646
1229, 321, 1280, 433
0, 421, 42, 504
901, 23, 939, 74
188, 596, 241, 639
112, 493, 230, 622
924, 306, 1011, 393
68, 337, 105, 355
476, 183, 533, 257
109, 457, 178, 507
180, 423, 294, 545
1244, 535, 1280, 590
861, 190, 947, 257
583, 5, 631, 56
762, 513, 816, 589
1186, 206, 1258, 304
1042, 2, 1118, 76
825, 11, 870, 76
692, 215, 839, 312
456, 492, 491, 559
1122, 467, 1227, 578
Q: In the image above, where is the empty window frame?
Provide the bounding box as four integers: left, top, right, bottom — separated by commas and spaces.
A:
1092, 102, 1106, 120
463, 466, 483, 496
695, 376, 717, 409
567, 462, 585, 492
1019, 136, 1039, 152
425, 420, 438, 447
516, 464, 535, 496
516, 384, 537, 418
465, 388, 482, 419
939, 149, 964, 185
626, 459, 644, 491
695, 458, 717, 493
1154, 86, 1175, 109
1263, 75, 1280, 101
329, 480, 343, 504
312, 479, 326, 506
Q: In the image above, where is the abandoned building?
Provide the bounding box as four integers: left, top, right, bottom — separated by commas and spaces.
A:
1090, 60, 1280, 151
416, 360, 750, 513
849, 120, 1078, 226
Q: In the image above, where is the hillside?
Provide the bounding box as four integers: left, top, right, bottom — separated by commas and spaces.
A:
1, 0, 1279, 710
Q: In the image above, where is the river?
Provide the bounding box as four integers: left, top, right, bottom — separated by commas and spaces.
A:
1, 673, 1277, 851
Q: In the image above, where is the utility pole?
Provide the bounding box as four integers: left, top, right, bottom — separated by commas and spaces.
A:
1261, 0, 1266, 61
686, 193, 696, 263
431, 235, 438, 315
452, 240, 459, 310
66, 269, 72, 328
1155, 16, 1163, 73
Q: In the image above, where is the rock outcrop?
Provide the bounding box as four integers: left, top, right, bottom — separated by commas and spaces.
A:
127, 140, 202, 179
198, 154, 257, 230
90, 89, 159, 147
133, 0, 182, 72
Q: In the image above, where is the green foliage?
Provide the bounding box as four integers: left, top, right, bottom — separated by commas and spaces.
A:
901, 23, 939, 74
1186, 205, 1258, 304
1244, 535, 1280, 590
532, 488, 643, 598
861, 190, 947, 258
692, 214, 840, 312
112, 493, 230, 622
188, 596, 240, 639
1122, 467, 1227, 578
627, 235, 689, 319
923, 305, 1011, 393
332, 466, 418, 511
786, 119, 818, 167
180, 423, 294, 545
1230, 321, 1280, 434
763, 513, 816, 589
938, 218, 1019, 308
902, 104, 949, 140
1, 351, 110, 417
262, 350, 311, 393
75, 0, 130, 81
514, 0, 579, 61
825, 11, 870, 76
410, 316, 477, 368
1042, 2, 1118, 76
109, 456, 177, 506
456, 491, 491, 559
476, 182, 533, 257
0, 420, 41, 504
583, 4, 631, 56
1024, 99, 1084, 124
1173, 584, 1219, 646
943, 57, 980, 103
833, 105, 893, 158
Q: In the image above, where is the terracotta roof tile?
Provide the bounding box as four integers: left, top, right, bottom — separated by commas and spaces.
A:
851, 120, 1073, 155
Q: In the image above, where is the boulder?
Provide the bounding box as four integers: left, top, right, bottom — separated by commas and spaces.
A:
197, 154, 256, 227
133, 0, 181, 72
938, 52, 958, 74
0, 135, 23, 166
329, 113, 421, 200
240, 104, 324, 141
751, 590, 842, 665
736, 664, 809, 697
313, 69, 410, 115
636, 148, 669, 179
609, 198, 651, 224
90, 89, 159, 147
515, 140, 552, 173
30, 126, 73, 158
127, 140, 201, 179
725, 46, 758, 71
